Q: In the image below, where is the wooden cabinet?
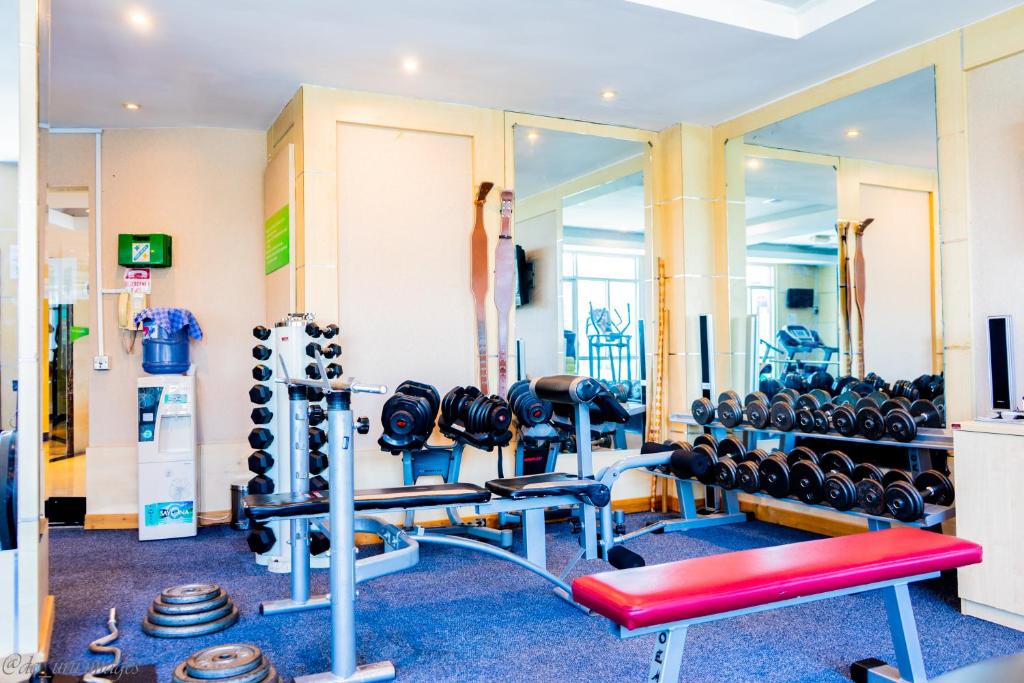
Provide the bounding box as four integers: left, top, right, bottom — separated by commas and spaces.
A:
953, 421, 1024, 631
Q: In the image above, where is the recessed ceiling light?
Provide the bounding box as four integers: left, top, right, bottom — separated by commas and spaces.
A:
763, 198, 780, 204
526, 131, 540, 143
128, 11, 150, 28
746, 158, 762, 170
845, 129, 861, 138
601, 90, 617, 101
402, 57, 419, 74
123, 102, 142, 111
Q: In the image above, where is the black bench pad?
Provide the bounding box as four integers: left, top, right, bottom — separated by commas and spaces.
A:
485, 473, 611, 507
243, 483, 493, 522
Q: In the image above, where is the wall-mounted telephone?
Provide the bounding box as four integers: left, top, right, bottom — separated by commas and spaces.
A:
119, 291, 150, 352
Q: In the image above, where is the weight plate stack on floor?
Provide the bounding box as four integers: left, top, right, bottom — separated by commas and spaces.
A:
143, 583, 240, 638
172, 643, 282, 683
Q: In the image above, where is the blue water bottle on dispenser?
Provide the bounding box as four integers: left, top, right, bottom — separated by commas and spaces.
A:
135, 308, 203, 374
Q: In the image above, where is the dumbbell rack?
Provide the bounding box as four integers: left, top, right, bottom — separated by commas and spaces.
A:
248, 313, 340, 573
657, 412, 956, 531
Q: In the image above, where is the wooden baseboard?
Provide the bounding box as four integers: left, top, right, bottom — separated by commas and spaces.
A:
741, 499, 867, 536
38, 595, 56, 661
84, 510, 232, 530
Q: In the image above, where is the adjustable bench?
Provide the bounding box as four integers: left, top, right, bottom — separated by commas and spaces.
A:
572, 528, 982, 683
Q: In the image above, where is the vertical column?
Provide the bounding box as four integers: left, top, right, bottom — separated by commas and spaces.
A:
288, 385, 310, 604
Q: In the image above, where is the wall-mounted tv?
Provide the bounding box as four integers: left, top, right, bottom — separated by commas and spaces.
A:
786, 288, 814, 309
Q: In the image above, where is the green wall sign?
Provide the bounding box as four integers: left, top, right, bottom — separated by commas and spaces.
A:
264, 204, 290, 274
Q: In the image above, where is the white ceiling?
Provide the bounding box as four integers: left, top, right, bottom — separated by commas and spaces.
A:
1, 1, 18, 161
746, 68, 938, 168
563, 181, 646, 233
745, 157, 837, 248
514, 127, 644, 198
39, 0, 1024, 133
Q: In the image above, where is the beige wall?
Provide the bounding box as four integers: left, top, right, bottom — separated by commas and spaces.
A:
41, 129, 266, 518
514, 210, 562, 377
0, 161, 17, 430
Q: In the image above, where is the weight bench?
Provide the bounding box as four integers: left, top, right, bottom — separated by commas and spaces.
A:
572, 528, 982, 682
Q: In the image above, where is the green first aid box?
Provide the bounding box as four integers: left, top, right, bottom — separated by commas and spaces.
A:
118, 233, 172, 268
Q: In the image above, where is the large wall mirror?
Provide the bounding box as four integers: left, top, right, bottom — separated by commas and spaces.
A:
512, 125, 650, 449
726, 67, 943, 401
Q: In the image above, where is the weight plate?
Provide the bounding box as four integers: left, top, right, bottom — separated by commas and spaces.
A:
717, 436, 746, 462
714, 459, 739, 490
152, 590, 228, 616
834, 391, 858, 407
857, 406, 886, 441
882, 469, 912, 487
185, 644, 263, 680
691, 398, 715, 425
884, 480, 924, 522
769, 401, 796, 431
790, 460, 825, 504
910, 399, 942, 428
759, 456, 791, 498
832, 405, 858, 437
812, 410, 831, 434
795, 408, 817, 433
914, 469, 955, 506
823, 473, 857, 510
718, 399, 743, 428
161, 583, 221, 605
795, 394, 820, 411
787, 446, 817, 466
855, 479, 887, 516
694, 434, 719, 453
174, 660, 274, 683
146, 601, 233, 627
747, 400, 770, 429
142, 605, 239, 638
718, 390, 741, 405
771, 392, 795, 405
819, 450, 854, 476
736, 461, 761, 494
884, 409, 917, 442
745, 392, 769, 407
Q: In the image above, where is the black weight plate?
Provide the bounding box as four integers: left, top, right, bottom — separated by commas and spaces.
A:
717, 436, 746, 462
915, 470, 955, 506
910, 399, 941, 428
819, 450, 854, 476
795, 394, 820, 411
771, 392, 795, 405
787, 446, 818, 466
857, 407, 886, 440
884, 409, 917, 442
884, 480, 924, 522
882, 469, 912, 487
769, 401, 796, 431
694, 434, 719, 453
736, 461, 761, 494
185, 644, 263, 680
833, 405, 858, 436
142, 605, 239, 638
174, 660, 274, 683
833, 392, 858, 407
147, 601, 234, 627
852, 462, 883, 483
759, 456, 791, 498
718, 399, 744, 428
747, 400, 770, 429
812, 410, 831, 434
745, 391, 769, 407
834, 375, 857, 394
161, 583, 221, 605
152, 590, 228, 616
823, 473, 857, 510
795, 408, 817, 433
718, 390, 741, 406
790, 460, 825, 504
880, 399, 908, 415
691, 398, 715, 425
745, 448, 768, 464
714, 459, 740, 490
856, 478, 887, 515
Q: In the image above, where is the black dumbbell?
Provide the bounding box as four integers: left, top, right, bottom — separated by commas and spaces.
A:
322, 343, 342, 359
309, 450, 328, 475
718, 392, 770, 429
252, 345, 272, 361
248, 450, 273, 474
758, 446, 819, 498
309, 475, 329, 492
252, 325, 271, 341
883, 470, 955, 521
251, 407, 273, 425
246, 525, 276, 553
884, 399, 943, 442
813, 392, 858, 434
322, 323, 339, 339
305, 322, 322, 338
855, 396, 907, 441
848, 462, 914, 514
736, 449, 771, 493
691, 390, 740, 425
668, 441, 717, 483
248, 428, 273, 449
308, 405, 326, 426
247, 474, 274, 494
310, 531, 330, 556
306, 363, 322, 380
252, 364, 272, 381
712, 438, 758, 490
309, 427, 327, 450
790, 450, 854, 504
794, 389, 832, 433
306, 342, 322, 359
326, 362, 343, 380
249, 384, 273, 405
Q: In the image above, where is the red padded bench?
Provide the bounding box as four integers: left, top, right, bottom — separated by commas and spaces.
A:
572, 528, 981, 683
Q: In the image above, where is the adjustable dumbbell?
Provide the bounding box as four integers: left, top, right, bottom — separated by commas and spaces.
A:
882, 470, 954, 521
855, 395, 909, 441
757, 446, 819, 498
507, 380, 553, 427
735, 449, 771, 493
789, 450, 855, 504
793, 389, 832, 433
691, 390, 740, 425
717, 391, 771, 429
884, 399, 943, 442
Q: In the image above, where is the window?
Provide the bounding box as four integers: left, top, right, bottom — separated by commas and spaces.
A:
747, 264, 776, 352
562, 248, 643, 383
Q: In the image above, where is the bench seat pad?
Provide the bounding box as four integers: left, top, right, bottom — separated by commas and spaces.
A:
572, 528, 981, 630
486, 473, 611, 507
243, 483, 491, 521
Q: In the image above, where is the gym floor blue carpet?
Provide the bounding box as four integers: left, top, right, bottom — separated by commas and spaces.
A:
49, 515, 1024, 682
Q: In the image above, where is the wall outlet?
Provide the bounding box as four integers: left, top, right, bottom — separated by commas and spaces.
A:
93, 355, 110, 371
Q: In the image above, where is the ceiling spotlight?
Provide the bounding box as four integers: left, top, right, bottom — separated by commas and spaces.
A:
128, 11, 150, 28
845, 129, 861, 138
526, 130, 540, 143
123, 102, 142, 111
402, 58, 419, 74
601, 90, 617, 101
746, 158, 762, 170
